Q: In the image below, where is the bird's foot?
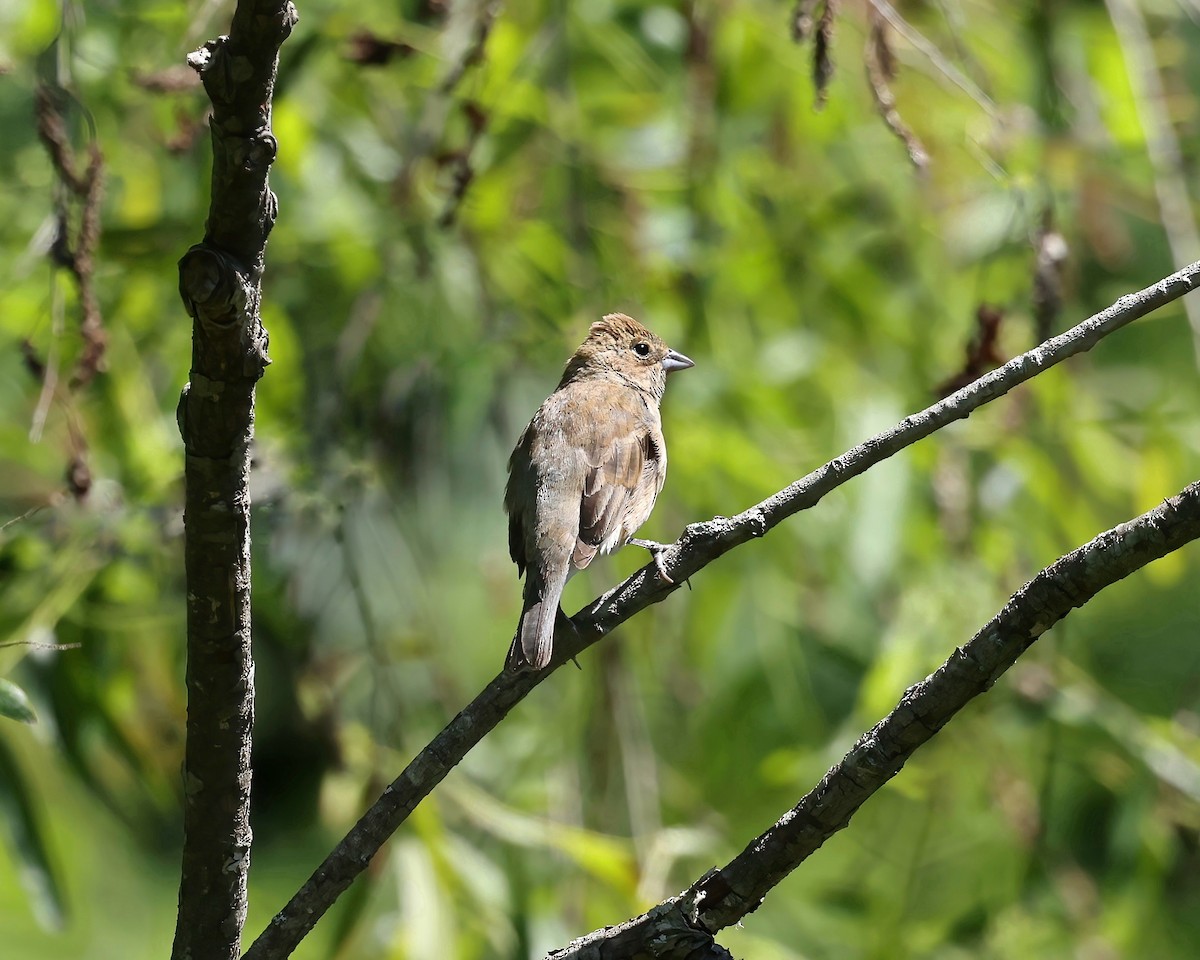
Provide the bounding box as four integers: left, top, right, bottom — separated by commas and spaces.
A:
630, 538, 676, 584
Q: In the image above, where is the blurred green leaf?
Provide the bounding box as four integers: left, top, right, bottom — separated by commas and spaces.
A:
0, 735, 66, 930
0, 678, 36, 725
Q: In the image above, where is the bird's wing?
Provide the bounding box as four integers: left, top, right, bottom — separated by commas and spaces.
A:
504, 421, 533, 576
575, 410, 663, 569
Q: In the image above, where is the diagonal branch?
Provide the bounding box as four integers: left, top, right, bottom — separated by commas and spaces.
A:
243, 259, 1200, 960
553, 477, 1200, 957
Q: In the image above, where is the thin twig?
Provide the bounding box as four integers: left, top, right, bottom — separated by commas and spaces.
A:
1104, 0, 1200, 363
864, 7, 928, 169
28, 275, 63, 443
33, 84, 107, 387
1032, 210, 1069, 343
394, 0, 498, 222
439, 0, 498, 95
0, 503, 50, 536
0, 640, 82, 651
243, 260, 1200, 960
868, 0, 998, 120
436, 101, 489, 227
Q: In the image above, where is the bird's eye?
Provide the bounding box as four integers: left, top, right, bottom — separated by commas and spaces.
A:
634, 341, 651, 357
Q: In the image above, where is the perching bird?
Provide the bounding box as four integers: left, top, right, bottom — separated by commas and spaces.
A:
504, 313, 694, 671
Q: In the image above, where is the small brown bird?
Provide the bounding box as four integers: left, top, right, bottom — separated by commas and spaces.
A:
504, 314, 694, 671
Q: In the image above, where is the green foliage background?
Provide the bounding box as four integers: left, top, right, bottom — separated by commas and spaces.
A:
2, 0, 1200, 957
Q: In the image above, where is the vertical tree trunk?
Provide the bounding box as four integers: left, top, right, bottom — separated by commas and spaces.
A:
171, 4, 297, 958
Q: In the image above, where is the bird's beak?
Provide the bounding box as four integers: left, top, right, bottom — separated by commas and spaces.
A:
662, 349, 694, 373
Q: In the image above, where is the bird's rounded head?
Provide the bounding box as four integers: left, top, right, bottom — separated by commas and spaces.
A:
559, 313, 694, 397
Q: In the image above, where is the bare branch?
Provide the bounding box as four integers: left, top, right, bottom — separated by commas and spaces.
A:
553, 477, 1200, 957
244, 261, 1200, 959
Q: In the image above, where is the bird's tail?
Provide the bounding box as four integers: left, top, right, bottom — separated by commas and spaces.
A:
507, 578, 565, 672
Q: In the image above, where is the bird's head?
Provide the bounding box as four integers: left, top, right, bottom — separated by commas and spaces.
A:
559, 313, 694, 397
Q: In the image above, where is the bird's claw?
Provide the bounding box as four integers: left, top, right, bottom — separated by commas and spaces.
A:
630, 538, 675, 584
